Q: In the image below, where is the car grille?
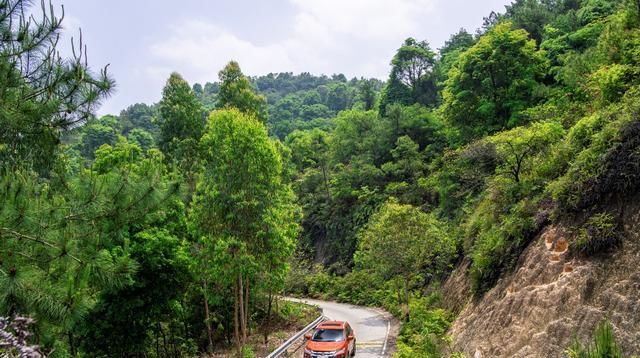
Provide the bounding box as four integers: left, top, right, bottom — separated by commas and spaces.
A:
310, 352, 337, 358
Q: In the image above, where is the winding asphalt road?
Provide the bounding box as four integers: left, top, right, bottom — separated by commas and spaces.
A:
287, 298, 392, 358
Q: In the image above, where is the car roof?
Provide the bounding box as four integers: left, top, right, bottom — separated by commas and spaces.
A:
317, 320, 347, 329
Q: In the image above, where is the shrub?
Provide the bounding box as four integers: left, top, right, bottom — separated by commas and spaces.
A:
355, 200, 456, 307
574, 212, 622, 256
306, 266, 333, 299
589, 64, 633, 104
394, 295, 453, 358
241, 345, 255, 358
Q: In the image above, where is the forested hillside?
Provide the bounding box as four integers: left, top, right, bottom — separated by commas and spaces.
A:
2, 0, 640, 357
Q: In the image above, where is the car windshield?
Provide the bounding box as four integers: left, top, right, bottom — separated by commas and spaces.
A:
312, 328, 344, 342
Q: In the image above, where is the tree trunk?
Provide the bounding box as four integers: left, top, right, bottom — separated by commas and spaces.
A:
68, 332, 76, 357
244, 278, 250, 340
159, 322, 169, 357
321, 164, 331, 201
404, 278, 410, 320
238, 273, 246, 346
264, 290, 273, 344
234, 280, 241, 357
155, 325, 161, 358
203, 279, 214, 353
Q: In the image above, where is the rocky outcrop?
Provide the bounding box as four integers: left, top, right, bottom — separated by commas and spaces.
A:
447, 199, 640, 357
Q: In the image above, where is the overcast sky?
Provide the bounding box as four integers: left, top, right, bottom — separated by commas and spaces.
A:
54, 0, 513, 115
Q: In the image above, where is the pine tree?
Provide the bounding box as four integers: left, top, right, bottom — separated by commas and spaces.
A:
0, 0, 114, 174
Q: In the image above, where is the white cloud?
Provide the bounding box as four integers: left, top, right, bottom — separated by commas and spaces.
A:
147, 0, 439, 83
149, 20, 296, 81
289, 0, 436, 40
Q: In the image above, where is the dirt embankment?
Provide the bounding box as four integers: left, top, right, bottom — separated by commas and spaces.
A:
443, 196, 640, 357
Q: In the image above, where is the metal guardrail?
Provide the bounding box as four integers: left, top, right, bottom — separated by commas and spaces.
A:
265, 314, 325, 358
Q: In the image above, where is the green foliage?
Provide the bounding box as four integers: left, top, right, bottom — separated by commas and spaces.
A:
425, 141, 497, 219
331, 110, 390, 165
285, 262, 399, 315
0, 139, 177, 352
394, 295, 454, 358
567, 320, 624, 358
79, 115, 121, 159
505, 0, 556, 44
192, 108, 299, 352
79, 228, 193, 356
380, 38, 438, 114
118, 103, 158, 136
0, 0, 114, 173
549, 90, 640, 211
442, 21, 548, 143
8, 0, 640, 355
158, 72, 204, 162
127, 128, 155, 152
466, 179, 539, 294
574, 212, 621, 256
489, 120, 565, 183
355, 201, 456, 304
193, 109, 293, 242
436, 29, 476, 85
592, 64, 635, 106
241, 345, 255, 358
216, 61, 267, 123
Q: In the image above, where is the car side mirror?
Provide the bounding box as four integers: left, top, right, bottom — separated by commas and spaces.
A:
304, 333, 312, 340
348, 334, 354, 340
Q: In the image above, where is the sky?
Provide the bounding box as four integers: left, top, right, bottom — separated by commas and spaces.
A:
53, 0, 514, 115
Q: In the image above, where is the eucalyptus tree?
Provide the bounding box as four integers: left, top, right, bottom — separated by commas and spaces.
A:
216, 61, 268, 123
191, 109, 298, 354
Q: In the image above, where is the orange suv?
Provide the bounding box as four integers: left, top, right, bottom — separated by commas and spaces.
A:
303, 320, 356, 358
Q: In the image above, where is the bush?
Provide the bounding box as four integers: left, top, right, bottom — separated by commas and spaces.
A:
574, 212, 622, 256
242, 345, 255, 358
306, 267, 333, 299
394, 295, 453, 358
335, 270, 381, 304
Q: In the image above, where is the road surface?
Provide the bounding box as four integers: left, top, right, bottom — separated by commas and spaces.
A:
287, 297, 392, 358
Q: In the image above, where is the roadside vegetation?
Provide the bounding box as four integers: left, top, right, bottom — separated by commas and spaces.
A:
3, 0, 640, 356
567, 320, 628, 358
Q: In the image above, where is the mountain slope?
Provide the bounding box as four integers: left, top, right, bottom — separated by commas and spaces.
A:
445, 193, 640, 356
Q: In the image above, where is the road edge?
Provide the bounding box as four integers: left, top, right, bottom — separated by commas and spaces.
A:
370, 307, 400, 357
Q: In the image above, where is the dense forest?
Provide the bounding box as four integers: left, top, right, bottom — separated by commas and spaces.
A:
2, 0, 640, 356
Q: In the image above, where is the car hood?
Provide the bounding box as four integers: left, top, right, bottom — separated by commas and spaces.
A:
306, 340, 346, 352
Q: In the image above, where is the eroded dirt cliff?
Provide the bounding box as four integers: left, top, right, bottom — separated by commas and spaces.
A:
445, 197, 640, 357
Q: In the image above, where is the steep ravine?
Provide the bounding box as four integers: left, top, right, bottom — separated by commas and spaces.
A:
444, 196, 640, 357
